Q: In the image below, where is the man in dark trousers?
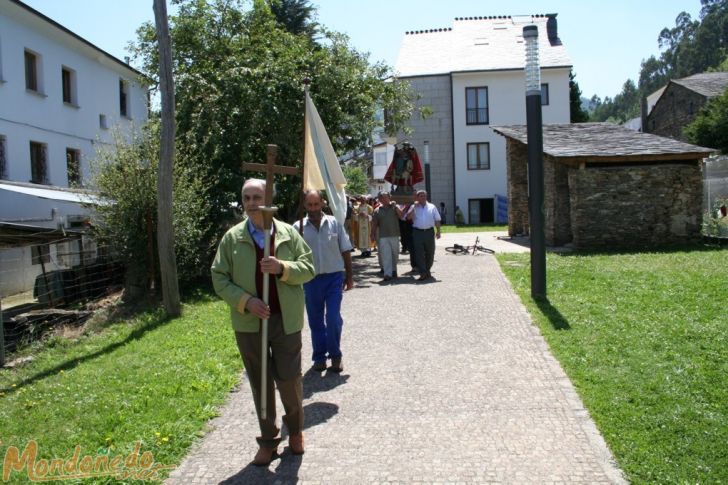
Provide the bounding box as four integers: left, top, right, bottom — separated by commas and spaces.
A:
211, 179, 315, 466
406, 190, 442, 280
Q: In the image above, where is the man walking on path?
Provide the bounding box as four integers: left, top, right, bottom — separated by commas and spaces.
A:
406, 189, 441, 280
294, 190, 354, 373
171, 228, 626, 483
211, 179, 315, 466
371, 191, 402, 281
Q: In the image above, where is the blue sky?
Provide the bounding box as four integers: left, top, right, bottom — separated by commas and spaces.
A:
22, 0, 702, 99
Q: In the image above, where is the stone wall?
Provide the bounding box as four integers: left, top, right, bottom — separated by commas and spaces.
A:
507, 140, 529, 236
544, 156, 572, 245
398, 75, 454, 216
645, 83, 707, 142
568, 162, 703, 248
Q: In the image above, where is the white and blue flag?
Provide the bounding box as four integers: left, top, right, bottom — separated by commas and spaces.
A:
303, 90, 348, 225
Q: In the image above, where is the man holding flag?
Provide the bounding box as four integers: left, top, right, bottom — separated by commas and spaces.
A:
295, 86, 353, 372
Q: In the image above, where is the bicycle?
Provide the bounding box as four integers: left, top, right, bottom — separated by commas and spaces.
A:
444, 236, 495, 255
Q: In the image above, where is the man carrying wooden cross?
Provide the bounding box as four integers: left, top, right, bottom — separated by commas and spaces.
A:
211, 154, 314, 466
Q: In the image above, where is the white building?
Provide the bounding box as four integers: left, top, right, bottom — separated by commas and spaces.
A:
0, 0, 148, 297
395, 14, 572, 223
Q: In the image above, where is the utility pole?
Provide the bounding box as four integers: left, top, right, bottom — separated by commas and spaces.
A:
154, 0, 181, 316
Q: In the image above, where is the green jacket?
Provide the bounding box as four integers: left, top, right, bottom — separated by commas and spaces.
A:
211, 218, 315, 334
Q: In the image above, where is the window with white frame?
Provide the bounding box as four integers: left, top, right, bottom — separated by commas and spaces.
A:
467, 142, 490, 170
466, 86, 489, 124
29, 141, 48, 184
541, 83, 549, 106
119, 79, 129, 117
62, 66, 77, 105
66, 148, 81, 186
25, 49, 43, 93
0, 135, 6, 179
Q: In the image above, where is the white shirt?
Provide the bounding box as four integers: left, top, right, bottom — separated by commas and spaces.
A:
293, 214, 353, 275
409, 202, 441, 229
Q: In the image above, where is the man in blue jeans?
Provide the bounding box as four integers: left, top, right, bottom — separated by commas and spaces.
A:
294, 190, 354, 373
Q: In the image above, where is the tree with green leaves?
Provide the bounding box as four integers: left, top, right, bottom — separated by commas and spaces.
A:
267, 0, 318, 39
684, 88, 728, 152
90, 122, 214, 297
342, 164, 368, 196
591, 79, 640, 123
129, 0, 414, 275
569, 71, 589, 123
592, 1, 728, 122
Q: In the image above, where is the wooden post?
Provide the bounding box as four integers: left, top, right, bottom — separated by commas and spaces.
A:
298, 79, 311, 234
39, 247, 54, 308
0, 297, 5, 367
154, 0, 181, 317
242, 144, 299, 419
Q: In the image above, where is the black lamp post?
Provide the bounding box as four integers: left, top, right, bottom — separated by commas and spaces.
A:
523, 25, 546, 298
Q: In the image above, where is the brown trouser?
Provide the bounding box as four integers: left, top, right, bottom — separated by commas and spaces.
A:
235, 314, 304, 448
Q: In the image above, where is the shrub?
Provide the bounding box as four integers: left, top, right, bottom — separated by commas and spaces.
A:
90, 122, 215, 299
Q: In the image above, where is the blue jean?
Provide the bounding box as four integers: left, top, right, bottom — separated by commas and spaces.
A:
304, 271, 344, 363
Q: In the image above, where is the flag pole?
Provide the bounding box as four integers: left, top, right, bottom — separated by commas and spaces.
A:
298, 78, 311, 234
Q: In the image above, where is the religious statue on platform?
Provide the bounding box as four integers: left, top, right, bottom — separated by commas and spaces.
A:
384, 142, 424, 193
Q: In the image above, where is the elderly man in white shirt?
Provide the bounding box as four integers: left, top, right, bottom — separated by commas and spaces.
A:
406, 190, 441, 281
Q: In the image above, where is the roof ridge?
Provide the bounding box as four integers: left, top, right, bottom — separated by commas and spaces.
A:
405, 27, 453, 35
405, 14, 556, 35
453, 14, 553, 21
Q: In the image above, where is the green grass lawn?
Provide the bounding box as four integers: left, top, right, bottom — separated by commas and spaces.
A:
0, 294, 241, 484
440, 223, 506, 233
497, 247, 728, 484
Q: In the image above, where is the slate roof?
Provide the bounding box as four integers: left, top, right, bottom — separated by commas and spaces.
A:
395, 15, 571, 77
491, 122, 715, 162
672, 72, 728, 98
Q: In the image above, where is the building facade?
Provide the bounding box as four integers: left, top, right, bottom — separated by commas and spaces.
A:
0, 0, 148, 297
643, 72, 728, 142
395, 15, 572, 223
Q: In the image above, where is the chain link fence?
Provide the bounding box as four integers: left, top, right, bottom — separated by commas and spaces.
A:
1, 235, 123, 366
703, 155, 728, 238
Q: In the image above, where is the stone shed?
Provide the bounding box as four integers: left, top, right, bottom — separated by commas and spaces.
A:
491, 123, 714, 249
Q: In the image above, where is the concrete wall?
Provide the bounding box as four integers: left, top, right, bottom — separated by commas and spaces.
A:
398, 74, 454, 214
645, 83, 707, 142
568, 162, 703, 248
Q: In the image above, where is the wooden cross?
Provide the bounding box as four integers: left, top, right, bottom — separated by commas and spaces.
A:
242, 144, 300, 206
241, 144, 301, 421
